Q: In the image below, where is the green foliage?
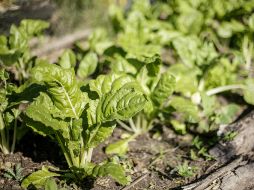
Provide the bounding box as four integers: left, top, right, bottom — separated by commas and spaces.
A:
176, 161, 197, 178
23, 62, 146, 186
21, 166, 60, 189
2, 0, 254, 187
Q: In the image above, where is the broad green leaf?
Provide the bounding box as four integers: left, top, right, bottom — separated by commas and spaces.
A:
243, 79, 254, 105
170, 96, 199, 123
58, 49, 76, 69
201, 93, 217, 117
105, 136, 134, 155
151, 72, 175, 107
96, 83, 147, 123
20, 19, 49, 37
88, 28, 113, 55
45, 178, 58, 190
21, 166, 60, 189
172, 36, 218, 67
31, 61, 87, 119
92, 163, 129, 185
110, 54, 137, 75
85, 122, 116, 149
25, 93, 69, 135
9, 25, 27, 51
215, 104, 241, 124
168, 64, 200, 94
89, 73, 133, 97
77, 52, 98, 78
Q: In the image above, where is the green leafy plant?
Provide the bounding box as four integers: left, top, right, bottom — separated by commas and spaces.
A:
21, 61, 147, 187
176, 161, 197, 178
0, 19, 49, 83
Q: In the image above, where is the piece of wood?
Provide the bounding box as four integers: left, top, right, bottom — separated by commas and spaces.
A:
209, 110, 254, 163
31, 29, 91, 57
180, 110, 254, 190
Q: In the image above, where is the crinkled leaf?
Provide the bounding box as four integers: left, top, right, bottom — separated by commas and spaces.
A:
85, 122, 115, 149
25, 93, 69, 136
21, 166, 60, 189
31, 61, 87, 119
89, 73, 133, 97
151, 72, 175, 107
96, 83, 147, 123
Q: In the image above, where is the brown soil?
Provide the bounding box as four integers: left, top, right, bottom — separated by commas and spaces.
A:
0, 125, 214, 190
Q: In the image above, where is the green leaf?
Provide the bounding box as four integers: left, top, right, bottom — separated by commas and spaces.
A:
201, 93, 217, 117
151, 72, 175, 107
110, 54, 137, 75
170, 120, 187, 135
21, 166, 60, 189
25, 93, 69, 136
58, 49, 76, 69
168, 64, 200, 94
9, 25, 27, 51
243, 79, 254, 105
20, 19, 49, 37
96, 82, 147, 123
215, 104, 241, 125
170, 96, 199, 123
77, 52, 98, 78
92, 163, 129, 185
89, 73, 133, 97
85, 121, 116, 149
105, 136, 134, 155
45, 178, 58, 190
31, 61, 87, 119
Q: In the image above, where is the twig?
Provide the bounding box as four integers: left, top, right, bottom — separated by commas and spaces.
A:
31, 29, 91, 57
181, 157, 247, 190
121, 173, 149, 190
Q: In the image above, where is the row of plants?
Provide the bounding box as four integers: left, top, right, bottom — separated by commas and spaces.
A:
0, 0, 254, 189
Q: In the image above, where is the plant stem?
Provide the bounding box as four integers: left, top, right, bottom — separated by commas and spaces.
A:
80, 148, 93, 168
0, 113, 9, 154
10, 117, 17, 154
117, 120, 133, 132
206, 84, 245, 96
55, 133, 73, 168
129, 118, 138, 134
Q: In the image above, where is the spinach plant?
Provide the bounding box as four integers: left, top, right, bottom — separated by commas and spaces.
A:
22, 61, 147, 187
0, 19, 49, 83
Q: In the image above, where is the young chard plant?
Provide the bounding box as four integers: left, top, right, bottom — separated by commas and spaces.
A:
21, 61, 147, 188
106, 54, 175, 155
0, 19, 49, 83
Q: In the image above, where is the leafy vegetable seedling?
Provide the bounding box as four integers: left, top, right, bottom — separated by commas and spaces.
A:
22, 61, 147, 187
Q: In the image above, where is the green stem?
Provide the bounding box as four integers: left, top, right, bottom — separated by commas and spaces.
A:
80, 148, 93, 168
117, 120, 133, 132
129, 118, 138, 134
10, 117, 17, 154
206, 84, 245, 96
0, 113, 9, 154
55, 133, 73, 168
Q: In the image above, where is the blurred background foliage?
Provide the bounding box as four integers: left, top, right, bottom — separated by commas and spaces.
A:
0, 0, 131, 34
